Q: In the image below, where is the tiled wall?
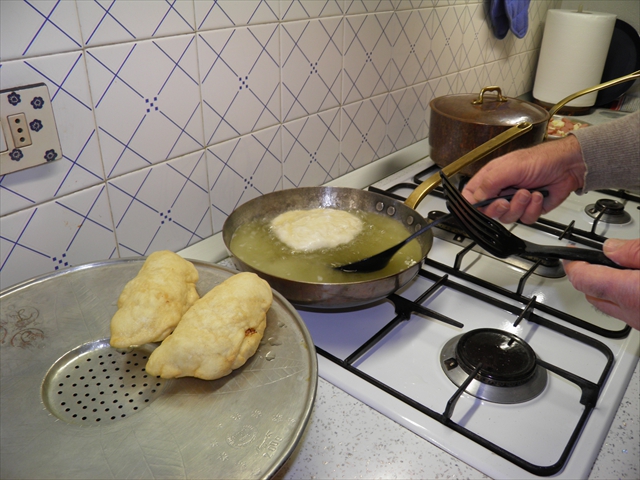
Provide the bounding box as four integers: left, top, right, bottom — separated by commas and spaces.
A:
0, 0, 559, 289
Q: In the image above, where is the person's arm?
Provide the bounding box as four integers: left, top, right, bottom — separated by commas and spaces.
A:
573, 110, 640, 192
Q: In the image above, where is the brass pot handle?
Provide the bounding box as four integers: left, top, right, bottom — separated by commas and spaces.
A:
404, 122, 533, 209
472, 86, 508, 105
546, 70, 640, 135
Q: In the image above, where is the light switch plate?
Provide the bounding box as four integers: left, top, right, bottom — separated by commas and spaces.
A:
0, 83, 62, 175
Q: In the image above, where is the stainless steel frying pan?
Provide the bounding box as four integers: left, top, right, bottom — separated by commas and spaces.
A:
222, 124, 532, 309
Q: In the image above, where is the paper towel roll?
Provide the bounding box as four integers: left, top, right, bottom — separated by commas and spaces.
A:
533, 9, 616, 108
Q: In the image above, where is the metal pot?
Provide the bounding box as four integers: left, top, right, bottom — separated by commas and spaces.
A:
222, 124, 533, 309
429, 71, 640, 177
429, 86, 549, 177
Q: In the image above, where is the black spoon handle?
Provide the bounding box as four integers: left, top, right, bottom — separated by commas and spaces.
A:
521, 242, 626, 269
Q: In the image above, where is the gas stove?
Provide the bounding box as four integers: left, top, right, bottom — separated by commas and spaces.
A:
296, 158, 640, 479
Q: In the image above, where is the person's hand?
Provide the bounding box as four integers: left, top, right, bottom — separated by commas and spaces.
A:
462, 135, 586, 224
564, 238, 640, 330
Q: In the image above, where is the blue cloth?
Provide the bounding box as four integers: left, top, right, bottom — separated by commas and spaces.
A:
489, 0, 509, 40
505, 0, 531, 39
489, 0, 531, 40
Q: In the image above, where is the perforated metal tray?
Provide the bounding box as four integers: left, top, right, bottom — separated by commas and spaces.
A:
0, 258, 317, 479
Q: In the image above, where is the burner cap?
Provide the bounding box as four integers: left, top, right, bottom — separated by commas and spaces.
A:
456, 329, 537, 387
440, 329, 548, 404
585, 199, 631, 224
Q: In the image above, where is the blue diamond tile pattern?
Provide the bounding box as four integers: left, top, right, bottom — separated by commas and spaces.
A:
1, 0, 560, 289
76, 0, 195, 47
282, 108, 341, 187
108, 151, 212, 256
281, 17, 343, 122
207, 125, 282, 233
0, 0, 82, 61
86, 35, 203, 178
281, 0, 344, 21
195, 0, 279, 30
343, 12, 394, 104
199, 24, 281, 146
341, 94, 391, 173
0, 185, 116, 289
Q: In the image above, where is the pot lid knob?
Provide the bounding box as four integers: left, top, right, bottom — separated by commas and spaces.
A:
472, 86, 508, 105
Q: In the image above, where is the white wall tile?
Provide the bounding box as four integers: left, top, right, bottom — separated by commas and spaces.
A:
343, 13, 394, 104
282, 108, 341, 188
281, 0, 344, 21
390, 9, 432, 90
427, 6, 464, 77
0, 0, 82, 61
107, 151, 212, 257
0, 184, 116, 290
424, 71, 459, 131
455, 3, 486, 71
340, 94, 390, 173
76, 0, 195, 47
344, 0, 396, 15
0, 51, 103, 216
387, 83, 429, 152
281, 17, 343, 122
195, 0, 279, 31
85, 35, 203, 178
206, 126, 282, 233
198, 24, 281, 146
395, 0, 438, 10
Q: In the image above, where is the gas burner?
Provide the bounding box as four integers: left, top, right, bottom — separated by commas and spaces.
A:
585, 198, 631, 224
440, 329, 547, 404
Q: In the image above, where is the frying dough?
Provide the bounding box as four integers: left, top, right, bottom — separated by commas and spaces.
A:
270, 208, 363, 251
145, 272, 272, 380
109, 251, 199, 348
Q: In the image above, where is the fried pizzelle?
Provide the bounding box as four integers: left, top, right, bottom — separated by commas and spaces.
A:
145, 272, 272, 380
109, 251, 200, 348
270, 208, 363, 251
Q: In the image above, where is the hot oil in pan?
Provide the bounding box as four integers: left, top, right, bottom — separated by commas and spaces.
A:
230, 210, 423, 283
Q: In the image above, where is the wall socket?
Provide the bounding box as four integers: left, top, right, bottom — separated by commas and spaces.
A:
0, 83, 62, 175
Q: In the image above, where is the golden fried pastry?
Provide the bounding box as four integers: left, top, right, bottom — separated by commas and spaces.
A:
270, 208, 363, 251
110, 251, 199, 348
145, 272, 272, 380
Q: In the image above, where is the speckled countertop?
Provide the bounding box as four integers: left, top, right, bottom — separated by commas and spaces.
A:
273, 362, 639, 480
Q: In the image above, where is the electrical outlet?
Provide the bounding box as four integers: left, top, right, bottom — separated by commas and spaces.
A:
0, 83, 62, 175
8, 113, 33, 147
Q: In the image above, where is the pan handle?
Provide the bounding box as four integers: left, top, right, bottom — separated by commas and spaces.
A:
546, 70, 640, 138
404, 122, 533, 209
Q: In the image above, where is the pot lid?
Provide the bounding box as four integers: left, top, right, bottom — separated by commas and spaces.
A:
431, 86, 550, 126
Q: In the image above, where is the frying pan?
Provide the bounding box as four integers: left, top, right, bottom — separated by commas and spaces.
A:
222, 124, 532, 309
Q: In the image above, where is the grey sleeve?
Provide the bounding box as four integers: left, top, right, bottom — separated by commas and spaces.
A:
571, 110, 640, 192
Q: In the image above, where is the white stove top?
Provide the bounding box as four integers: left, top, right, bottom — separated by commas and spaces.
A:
295, 158, 640, 480
177, 133, 639, 479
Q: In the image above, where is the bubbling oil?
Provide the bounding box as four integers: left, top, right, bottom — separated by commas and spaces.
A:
229, 210, 424, 284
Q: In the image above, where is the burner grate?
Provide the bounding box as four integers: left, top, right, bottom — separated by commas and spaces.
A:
314, 264, 615, 476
